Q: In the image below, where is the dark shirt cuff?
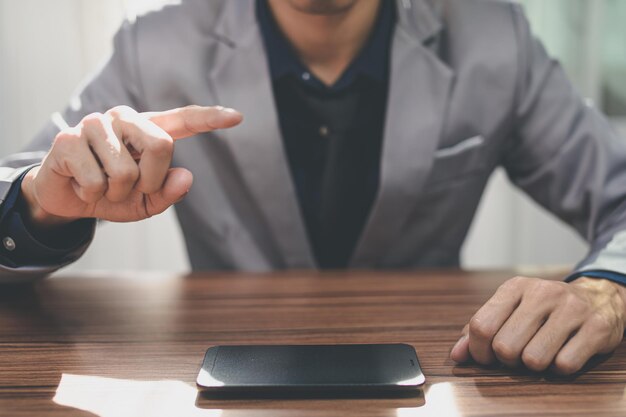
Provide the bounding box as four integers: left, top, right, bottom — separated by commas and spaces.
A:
565, 270, 626, 287
0, 172, 95, 267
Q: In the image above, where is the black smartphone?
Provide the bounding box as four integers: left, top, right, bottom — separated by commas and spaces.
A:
196, 343, 425, 394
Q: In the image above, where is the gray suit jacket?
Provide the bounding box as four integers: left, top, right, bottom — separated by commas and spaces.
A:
2, 0, 626, 281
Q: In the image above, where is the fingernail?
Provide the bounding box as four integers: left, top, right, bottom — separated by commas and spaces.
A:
220, 107, 239, 114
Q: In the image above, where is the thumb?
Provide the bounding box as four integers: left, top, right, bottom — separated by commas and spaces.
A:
450, 324, 471, 363
145, 167, 193, 216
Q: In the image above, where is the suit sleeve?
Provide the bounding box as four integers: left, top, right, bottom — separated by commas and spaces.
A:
0, 20, 144, 283
503, 4, 626, 285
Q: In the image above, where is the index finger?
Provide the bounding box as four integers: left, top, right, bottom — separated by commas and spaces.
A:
144, 105, 243, 140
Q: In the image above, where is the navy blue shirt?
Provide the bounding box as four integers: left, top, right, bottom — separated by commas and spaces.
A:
258, 0, 393, 268
0, 169, 93, 267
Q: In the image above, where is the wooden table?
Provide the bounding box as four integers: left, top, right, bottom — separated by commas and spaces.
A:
0, 270, 624, 416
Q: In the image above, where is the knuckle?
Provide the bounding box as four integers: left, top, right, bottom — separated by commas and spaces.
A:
534, 279, 554, 292
81, 112, 106, 130
510, 276, 526, 284
106, 105, 136, 120
109, 164, 139, 184
521, 350, 549, 372
82, 176, 106, 194
492, 339, 518, 363
184, 104, 201, 111
52, 131, 79, 149
501, 276, 528, 290
563, 294, 588, 315
554, 356, 580, 375
469, 316, 495, 341
146, 136, 174, 157
531, 279, 563, 298
554, 281, 570, 295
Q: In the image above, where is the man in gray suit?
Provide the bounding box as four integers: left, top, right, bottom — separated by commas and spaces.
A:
1, 0, 625, 374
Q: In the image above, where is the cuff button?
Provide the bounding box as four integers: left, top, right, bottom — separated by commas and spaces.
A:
3, 237, 16, 251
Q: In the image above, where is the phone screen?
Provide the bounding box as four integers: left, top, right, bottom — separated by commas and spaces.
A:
196, 343, 425, 393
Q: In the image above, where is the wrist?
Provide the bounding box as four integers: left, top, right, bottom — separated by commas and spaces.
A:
20, 167, 76, 229
573, 277, 626, 327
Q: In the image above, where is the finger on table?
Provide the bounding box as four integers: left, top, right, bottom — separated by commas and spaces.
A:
491, 295, 555, 368
467, 277, 525, 365
552, 316, 621, 375
520, 307, 584, 372
450, 324, 471, 363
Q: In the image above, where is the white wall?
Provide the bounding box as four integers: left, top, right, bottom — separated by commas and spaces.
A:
1, 0, 609, 273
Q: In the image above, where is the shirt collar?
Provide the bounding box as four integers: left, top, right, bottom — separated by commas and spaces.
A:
257, 0, 395, 91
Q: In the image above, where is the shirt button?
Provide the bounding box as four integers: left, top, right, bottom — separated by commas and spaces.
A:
319, 125, 330, 137
3, 237, 16, 252
301, 72, 311, 81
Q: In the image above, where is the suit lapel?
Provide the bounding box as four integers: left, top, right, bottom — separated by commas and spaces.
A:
207, 0, 315, 269
350, 0, 455, 267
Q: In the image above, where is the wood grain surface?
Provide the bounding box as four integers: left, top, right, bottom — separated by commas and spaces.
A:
0, 270, 624, 417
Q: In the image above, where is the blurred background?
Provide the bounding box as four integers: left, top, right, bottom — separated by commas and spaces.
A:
0, 0, 624, 274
